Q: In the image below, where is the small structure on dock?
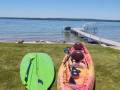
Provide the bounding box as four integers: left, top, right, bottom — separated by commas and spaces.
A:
65, 26, 71, 30
64, 26, 71, 32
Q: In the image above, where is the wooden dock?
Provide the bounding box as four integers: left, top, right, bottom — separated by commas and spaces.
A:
71, 28, 120, 47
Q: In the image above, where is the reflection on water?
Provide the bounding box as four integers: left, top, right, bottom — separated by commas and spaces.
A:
64, 31, 83, 43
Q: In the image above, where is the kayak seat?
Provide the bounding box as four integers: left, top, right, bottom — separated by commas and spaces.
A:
73, 43, 84, 50
70, 51, 84, 63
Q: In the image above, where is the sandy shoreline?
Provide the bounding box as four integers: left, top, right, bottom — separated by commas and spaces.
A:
0, 40, 120, 51
0, 40, 74, 45
100, 44, 120, 50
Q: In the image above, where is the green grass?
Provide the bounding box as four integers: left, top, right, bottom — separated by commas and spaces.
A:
0, 43, 120, 90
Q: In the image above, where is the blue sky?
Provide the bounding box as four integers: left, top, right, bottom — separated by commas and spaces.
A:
0, 0, 120, 20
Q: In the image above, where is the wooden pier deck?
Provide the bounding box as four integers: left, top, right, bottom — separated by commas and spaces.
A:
71, 28, 120, 47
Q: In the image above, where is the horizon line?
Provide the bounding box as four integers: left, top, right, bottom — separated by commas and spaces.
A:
0, 16, 120, 22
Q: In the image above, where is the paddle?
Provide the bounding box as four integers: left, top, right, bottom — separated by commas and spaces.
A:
63, 47, 71, 65
20, 53, 55, 90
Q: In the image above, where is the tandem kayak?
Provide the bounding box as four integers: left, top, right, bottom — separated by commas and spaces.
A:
20, 53, 55, 90
57, 43, 95, 90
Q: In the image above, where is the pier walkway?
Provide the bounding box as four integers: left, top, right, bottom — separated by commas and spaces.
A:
71, 28, 120, 47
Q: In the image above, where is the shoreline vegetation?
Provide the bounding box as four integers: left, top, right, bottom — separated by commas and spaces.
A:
0, 17, 120, 22
0, 42, 120, 90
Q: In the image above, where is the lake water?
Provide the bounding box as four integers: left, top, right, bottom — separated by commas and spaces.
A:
0, 19, 120, 42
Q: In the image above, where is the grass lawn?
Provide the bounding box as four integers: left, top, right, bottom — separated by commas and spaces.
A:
0, 43, 120, 90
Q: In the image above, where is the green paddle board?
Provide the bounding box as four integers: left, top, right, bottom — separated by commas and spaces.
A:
20, 53, 55, 90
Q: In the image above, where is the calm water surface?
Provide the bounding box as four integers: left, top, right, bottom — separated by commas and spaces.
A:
0, 19, 120, 42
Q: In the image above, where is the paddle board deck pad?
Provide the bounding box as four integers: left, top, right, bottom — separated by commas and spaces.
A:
20, 53, 54, 90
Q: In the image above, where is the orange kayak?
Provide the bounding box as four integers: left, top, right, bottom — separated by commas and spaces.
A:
57, 43, 95, 90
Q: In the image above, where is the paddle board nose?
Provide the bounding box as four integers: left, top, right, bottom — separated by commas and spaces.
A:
20, 53, 55, 90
